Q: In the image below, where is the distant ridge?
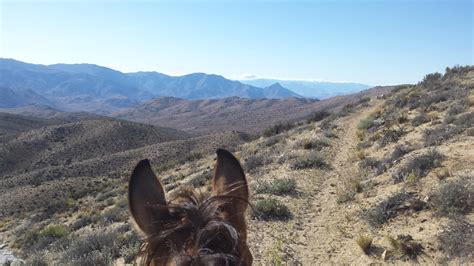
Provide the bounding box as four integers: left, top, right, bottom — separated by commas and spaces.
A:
0, 58, 301, 113
241, 78, 370, 99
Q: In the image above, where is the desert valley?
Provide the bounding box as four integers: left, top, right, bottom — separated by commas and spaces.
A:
0, 60, 472, 264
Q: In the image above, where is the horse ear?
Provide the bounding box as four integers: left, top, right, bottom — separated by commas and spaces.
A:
212, 149, 249, 202
212, 149, 249, 235
129, 159, 169, 236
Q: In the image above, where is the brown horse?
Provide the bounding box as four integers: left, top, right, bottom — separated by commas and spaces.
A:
128, 149, 253, 265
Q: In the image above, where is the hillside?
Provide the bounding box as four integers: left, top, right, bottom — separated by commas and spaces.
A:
112, 86, 391, 135
0, 66, 472, 265
0, 118, 189, 177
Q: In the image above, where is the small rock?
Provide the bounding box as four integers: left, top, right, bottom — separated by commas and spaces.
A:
419, 227, 424, 232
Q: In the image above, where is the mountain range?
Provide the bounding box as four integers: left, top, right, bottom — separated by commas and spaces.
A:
0, 58, 301, 112
240, 78, 370, 99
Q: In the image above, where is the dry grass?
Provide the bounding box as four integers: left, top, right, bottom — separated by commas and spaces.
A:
356, 235, 373, 255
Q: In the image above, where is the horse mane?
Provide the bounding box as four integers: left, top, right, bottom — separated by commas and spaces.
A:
140, 187, 249, 265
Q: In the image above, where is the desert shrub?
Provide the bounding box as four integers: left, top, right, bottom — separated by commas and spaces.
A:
384, 145, 410, 166
252, 199, 291, 220
255, 178, 297, 195
336, 189, 356, 204
320, 115, 337, 130
39, 224, 69, 239
306, 110, 330, 123
24, 252, 50, 266
431, 178, 473, 216
290, 153, 328, 170
337, 178, 365, 204
420, 72, 442, 88
420, 91, 451, 108
262, 135, 281, 147
357, 97, 371, 105
447, 100, 468, 116
359, 157, 385, 175
188, 170, 212, 187
378, 128, 404, 147
356, 235, 373, 255
96, 190, 119, 202
263, 122, 294, 137
61, 231, 118, 264
453, 112, 474, 128
392, 150, 443, 183
244, 154, 270, 172
121, 241, 141, 264
357, 141, 372, 149
423, 125, 463, 146
323, 130, 338, 138
390, 94, 408, 108
71, 216, 93, 231
300, 138, 330, 150
357, 115, 376, 131
100, 206, 127, 224
467, 127, 474, 136
183, 152, 202, 163
411, 113, 429, 126
438, 219, 473, 259
338, 103, 356, 117
387, 235, 424, 260
362, 192, 413, 228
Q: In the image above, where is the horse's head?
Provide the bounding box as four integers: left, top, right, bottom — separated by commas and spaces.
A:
128, 149, 252, 265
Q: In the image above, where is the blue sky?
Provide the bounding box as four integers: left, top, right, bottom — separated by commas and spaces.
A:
0, 0, 472, 85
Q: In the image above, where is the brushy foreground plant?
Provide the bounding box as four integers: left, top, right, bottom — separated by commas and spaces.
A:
252, 199, 292, 220
430, 177, 473, 216
438, 219, 473, 260
255, 178, 297, 195
362, 192, 414, 228
290, 153, 328, 170
392, 150, 443, 183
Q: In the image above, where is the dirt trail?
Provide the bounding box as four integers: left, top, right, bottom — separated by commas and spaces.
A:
294, 104, 379, 264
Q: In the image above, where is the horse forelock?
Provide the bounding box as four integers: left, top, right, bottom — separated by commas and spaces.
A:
141, 189, 247, 265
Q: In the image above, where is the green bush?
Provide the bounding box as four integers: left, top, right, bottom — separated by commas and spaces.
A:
357, 115, 377, 131
255, 178, 297, 195
290, 153, 328, 170
252, 199, 291, 220
39, 224, 69, 239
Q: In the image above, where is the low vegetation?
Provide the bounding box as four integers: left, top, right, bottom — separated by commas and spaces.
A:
290, 153, 328, 170
255, 178, 297, 195
252, 199, 292, 220
356, 235, 373, 255
299, 138, 330, 150
392, 150, 443, 183
430, 177, 473, 216
387, 235, 424, 260
362, 192, 416, 228
263, 122, 294, 137
438, 219, 473, 260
